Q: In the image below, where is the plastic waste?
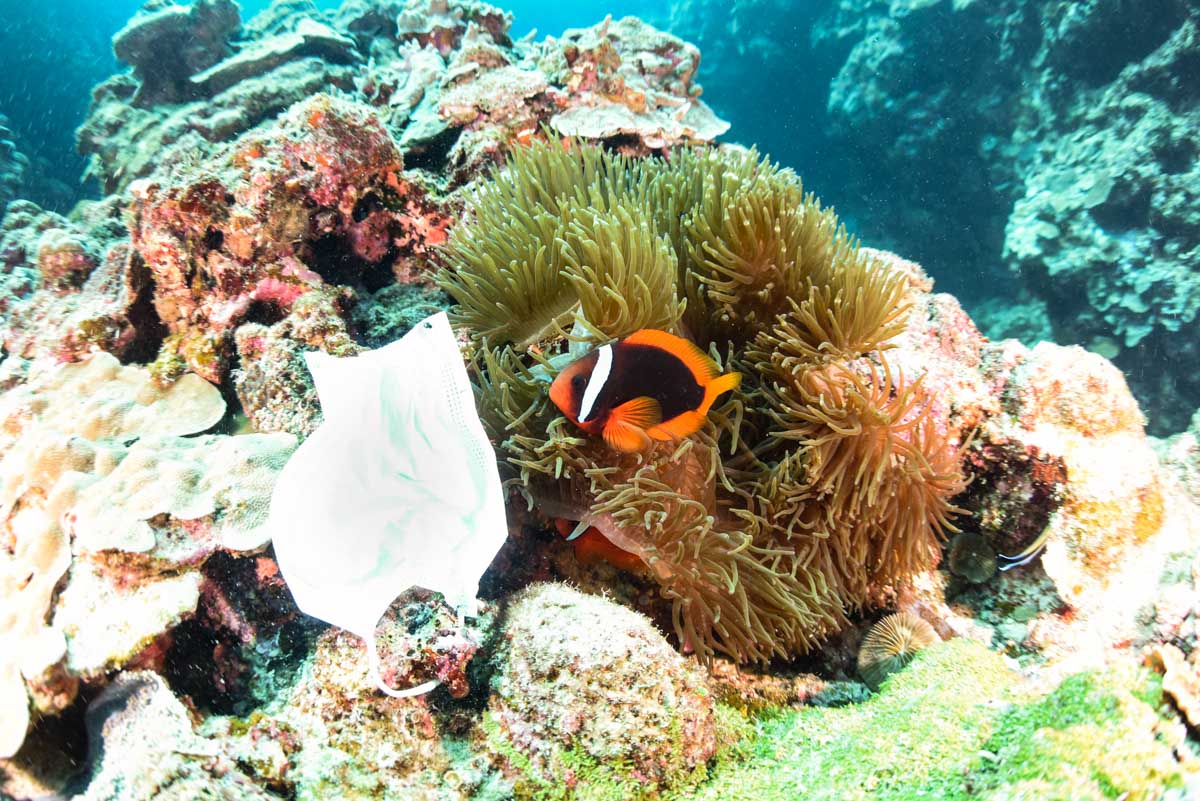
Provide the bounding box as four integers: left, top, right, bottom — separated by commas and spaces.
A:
267, 311, 506, 697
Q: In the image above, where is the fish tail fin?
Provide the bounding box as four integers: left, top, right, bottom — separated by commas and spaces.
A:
698, 371, 742, 416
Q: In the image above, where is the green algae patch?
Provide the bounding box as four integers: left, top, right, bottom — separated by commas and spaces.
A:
670, 639, 1016, 801
483, 712, 662, 801
480, 703, 754, 801
671, 640, 1195, 801
964, 665, 1190, 801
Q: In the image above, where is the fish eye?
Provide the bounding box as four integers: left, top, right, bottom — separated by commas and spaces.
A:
571, 375, 586, 391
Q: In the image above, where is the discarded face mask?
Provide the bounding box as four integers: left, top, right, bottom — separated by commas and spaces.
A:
268, 311, 507, 697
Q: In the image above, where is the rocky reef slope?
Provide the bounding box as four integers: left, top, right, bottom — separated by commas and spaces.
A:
669, 0, 1200, 436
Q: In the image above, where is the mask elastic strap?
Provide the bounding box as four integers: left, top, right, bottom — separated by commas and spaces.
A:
365, 628, 441, 699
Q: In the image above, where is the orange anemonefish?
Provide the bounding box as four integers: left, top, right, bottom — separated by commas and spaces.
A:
548, 329, 742, 453
553, 519, 645, 572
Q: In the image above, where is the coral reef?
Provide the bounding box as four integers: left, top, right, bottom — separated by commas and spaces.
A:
442, 139, 968, 663
0, 355, 294, 758
79, 0, 727, 197
0, 1, 1196, 798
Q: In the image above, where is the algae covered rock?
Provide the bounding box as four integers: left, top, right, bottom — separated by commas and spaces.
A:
687, 639, 1195, 801
486, 583, 716, 799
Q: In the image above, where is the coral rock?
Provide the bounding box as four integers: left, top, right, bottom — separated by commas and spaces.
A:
233, 287, 362, 436
219, 622, 485, 800
190, 17, 360, 97
0, 114, 30, 212
112, 0, 241, 105
58, 565, 204, 677
1000, 343, 1165, 604
0, 198, 159, 364
1146, 642, 1200, 729
546, 16, 729, 149
487, 583, 716, 793
77, 671, 271, 801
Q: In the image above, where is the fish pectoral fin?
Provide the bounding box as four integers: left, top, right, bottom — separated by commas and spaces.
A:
603, 418, 653, 452
624, 329, 721, 383
646, 410, 706, 441
610, 396, 662, 429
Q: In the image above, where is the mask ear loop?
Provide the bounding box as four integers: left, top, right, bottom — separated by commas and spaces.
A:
365, 595, 442, 698
366, 628, 441, 698
364, 599, 473, 698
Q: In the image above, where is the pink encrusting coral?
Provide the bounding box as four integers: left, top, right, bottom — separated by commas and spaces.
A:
0, 198, 158, 366
129, 93, 451, 383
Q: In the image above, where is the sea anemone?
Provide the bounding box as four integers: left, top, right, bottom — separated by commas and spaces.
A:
857, 612, 940, 691
438, 137, 967, 663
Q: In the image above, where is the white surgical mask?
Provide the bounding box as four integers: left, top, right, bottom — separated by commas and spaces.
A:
268, 312, 506, 697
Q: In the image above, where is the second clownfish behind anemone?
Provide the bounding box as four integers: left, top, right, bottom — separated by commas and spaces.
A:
549, 329, 741, 452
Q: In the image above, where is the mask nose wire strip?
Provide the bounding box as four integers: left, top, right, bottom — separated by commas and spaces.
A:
366, 628, 441, 698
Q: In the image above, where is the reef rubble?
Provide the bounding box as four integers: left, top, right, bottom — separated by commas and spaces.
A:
1, 1, 1199, 799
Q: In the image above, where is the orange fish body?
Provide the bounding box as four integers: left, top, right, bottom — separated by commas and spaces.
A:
548, 329, 742, 453
553, 519, 645, 572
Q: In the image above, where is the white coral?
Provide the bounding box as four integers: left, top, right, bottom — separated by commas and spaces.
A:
0, 353, 295, 758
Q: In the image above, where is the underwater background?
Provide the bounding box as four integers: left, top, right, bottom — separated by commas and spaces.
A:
2, 1, 1200, 799
6, 0, 1197, 435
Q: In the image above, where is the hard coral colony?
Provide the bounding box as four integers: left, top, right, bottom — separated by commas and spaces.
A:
438, 138, 967, 663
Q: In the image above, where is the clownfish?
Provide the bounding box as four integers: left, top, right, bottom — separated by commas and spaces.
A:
548, 329, 742, 453
553, 518, 645, 572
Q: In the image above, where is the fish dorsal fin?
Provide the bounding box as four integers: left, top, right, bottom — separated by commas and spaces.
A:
611, 395, 662, 429
623, 329, 720, 384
